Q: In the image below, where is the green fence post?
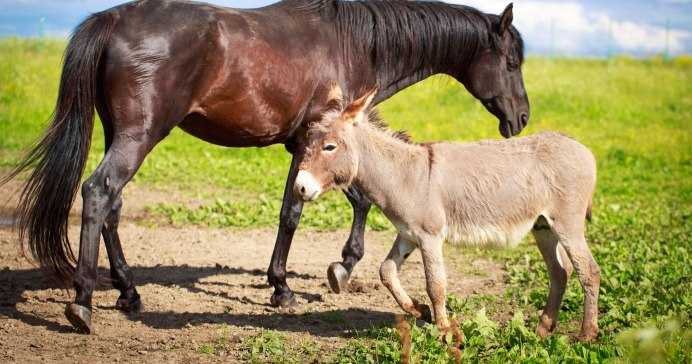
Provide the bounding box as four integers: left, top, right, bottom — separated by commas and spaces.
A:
39, 16, 45, 51
607, 21, 613, 65
664, 19, 671, 64
550, 18, 556, 61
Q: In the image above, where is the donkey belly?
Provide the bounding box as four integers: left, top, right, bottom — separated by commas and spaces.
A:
443, 219, 536, 248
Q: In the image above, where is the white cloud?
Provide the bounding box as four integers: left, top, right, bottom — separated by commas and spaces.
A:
449, 0, 692, 56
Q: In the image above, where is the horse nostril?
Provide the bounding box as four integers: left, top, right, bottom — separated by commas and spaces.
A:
520, 114, 528, 127
300, 186, 306, 194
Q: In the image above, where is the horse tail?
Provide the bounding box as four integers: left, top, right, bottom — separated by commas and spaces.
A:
1, 11, 119, 286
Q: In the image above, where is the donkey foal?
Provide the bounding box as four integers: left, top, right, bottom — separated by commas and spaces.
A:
294, 89, 600, 342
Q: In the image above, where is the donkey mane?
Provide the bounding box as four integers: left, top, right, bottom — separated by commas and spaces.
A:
311, 104, 412, 144
365, 109, 412, 143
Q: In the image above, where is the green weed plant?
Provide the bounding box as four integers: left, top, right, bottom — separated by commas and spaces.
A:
0, 38, 689, 362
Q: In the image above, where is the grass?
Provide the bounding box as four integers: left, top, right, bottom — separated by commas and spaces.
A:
1, 38, 690, 362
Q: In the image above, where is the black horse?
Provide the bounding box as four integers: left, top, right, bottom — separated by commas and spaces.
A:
2, 0, 528, 333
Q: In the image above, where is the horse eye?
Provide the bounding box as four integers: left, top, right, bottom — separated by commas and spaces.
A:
323, 144, 337, 152
507, 62, 518, 71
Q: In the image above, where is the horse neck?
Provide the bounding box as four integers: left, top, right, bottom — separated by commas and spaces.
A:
351, 123, 429, 211
335, 1, 489, 101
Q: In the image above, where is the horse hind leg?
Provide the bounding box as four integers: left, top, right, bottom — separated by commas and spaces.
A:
327, 185, 371, 293
65, 129, 165, 333
532, 217, 573, 338
102, 193, 143, 313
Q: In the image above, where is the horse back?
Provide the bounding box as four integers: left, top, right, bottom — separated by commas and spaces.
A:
100, 0, 338, 147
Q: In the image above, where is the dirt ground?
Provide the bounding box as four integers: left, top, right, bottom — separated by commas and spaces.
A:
0, 178, 507, 363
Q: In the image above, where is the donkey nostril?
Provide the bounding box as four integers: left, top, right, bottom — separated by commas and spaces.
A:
300, 186, 306, 194
520, 114, 528, 127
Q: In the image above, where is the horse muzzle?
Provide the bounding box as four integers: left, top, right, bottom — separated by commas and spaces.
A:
294, 170, 322, 201
500, 112, 529, 138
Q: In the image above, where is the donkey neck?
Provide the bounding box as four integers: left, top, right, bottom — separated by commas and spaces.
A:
351, 123, 429, 214
335, 1, 489, 102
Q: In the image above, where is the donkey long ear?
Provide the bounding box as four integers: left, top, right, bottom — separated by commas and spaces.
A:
498, 3, 514, 34
343, 87, 378, 124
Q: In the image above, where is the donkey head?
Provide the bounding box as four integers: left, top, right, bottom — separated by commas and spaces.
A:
459, 3, 530, 138
293, 87, 376, 202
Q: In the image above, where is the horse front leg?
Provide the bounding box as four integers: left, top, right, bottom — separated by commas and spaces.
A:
268, 154, 303, 308
327, 185, 372, 293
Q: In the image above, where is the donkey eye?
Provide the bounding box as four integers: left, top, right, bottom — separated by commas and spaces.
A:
323, 144, 337, 152
507, 61, 518, 71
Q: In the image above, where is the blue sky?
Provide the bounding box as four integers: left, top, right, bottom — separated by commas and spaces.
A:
1, 0, 690, 57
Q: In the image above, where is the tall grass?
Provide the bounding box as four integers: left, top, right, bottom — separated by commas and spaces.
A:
0, 38, 690, 362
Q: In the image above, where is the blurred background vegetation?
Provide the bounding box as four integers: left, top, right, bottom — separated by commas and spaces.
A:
0, 38, 689, 362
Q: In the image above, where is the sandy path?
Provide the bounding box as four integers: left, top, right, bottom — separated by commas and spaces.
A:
0, 180, 507, 362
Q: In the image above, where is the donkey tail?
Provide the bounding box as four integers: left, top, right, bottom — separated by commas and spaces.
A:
1, 11, 119, 286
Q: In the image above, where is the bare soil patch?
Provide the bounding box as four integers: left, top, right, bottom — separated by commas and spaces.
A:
0, 181, 507, 362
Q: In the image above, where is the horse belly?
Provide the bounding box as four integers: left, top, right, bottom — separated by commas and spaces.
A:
178, 112, 292, 147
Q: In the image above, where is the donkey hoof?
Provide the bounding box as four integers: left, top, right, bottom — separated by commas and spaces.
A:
327, 262, 350, 294
270, 291, 299, 308
116, 295, 144, 313
577, 331, 598, 343
418, 304, 433, 323
64, 303, 93, 334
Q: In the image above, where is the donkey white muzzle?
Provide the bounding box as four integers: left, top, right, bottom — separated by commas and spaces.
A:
294, 170, 322, 201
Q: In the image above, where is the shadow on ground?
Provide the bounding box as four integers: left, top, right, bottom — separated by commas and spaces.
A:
0, 265, 394, 337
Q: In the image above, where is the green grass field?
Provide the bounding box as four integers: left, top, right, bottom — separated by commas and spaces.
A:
1, 38, 690, 362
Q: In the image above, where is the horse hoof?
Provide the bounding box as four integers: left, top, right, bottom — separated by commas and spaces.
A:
327, 262, 350, 294
270, 291, 299, 308
64, 303, 93, 334
116, 295, 144, 313
536, 324, 552, 339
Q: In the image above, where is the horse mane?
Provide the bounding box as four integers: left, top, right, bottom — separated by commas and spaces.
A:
330, 1, 523, 82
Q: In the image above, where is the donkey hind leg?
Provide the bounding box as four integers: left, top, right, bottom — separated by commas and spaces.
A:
533, 221, 573, 338
553, 219, 601, 342
65, 135, 161, 334
327, 185, 372, 293
418, 235, 450, 332
102, 193, 143, 313
379, 235, 432, 322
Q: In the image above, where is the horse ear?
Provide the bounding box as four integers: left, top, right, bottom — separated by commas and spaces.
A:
343, 87, 378, 124
498, 3, 514, 34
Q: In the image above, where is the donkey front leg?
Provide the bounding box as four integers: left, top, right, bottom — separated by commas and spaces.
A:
379, 235, 432, 322
327, 185, 371, 293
